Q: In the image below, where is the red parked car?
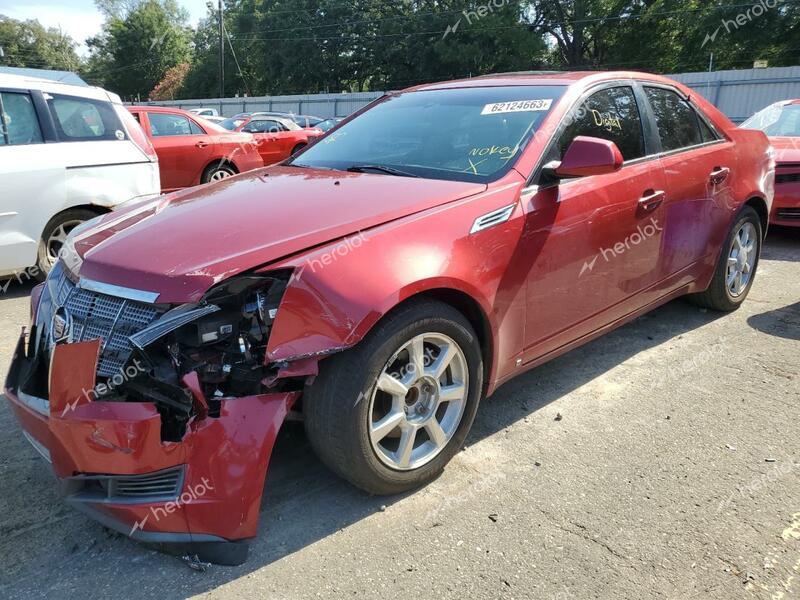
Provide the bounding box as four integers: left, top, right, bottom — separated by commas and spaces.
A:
6, 71, 773, 565
127, 106, 263, 192
219, 114, 322, 165
741, 100, 800, 227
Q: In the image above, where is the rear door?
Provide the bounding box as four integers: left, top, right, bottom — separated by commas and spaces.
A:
640, 85, 736, 275
522, 83, 670, 359
0, 88, 61, 274
145, 111, 214, 190
241, 118, 287, 164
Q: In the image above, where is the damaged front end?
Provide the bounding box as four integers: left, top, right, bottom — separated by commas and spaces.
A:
5, 262, 304, 565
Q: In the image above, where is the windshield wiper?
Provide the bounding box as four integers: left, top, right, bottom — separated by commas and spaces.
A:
346, 164, 420, 178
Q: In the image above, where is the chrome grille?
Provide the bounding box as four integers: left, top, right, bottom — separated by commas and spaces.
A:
40, 264, 162, 377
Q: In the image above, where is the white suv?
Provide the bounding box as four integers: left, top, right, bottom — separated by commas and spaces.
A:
0, 73, 160, 279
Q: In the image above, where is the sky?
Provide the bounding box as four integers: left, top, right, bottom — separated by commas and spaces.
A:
0, 0, 212, 55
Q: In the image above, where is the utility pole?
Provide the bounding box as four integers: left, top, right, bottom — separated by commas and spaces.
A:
218, 0, 224, 98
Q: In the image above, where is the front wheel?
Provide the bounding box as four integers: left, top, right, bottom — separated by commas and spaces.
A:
689, 206, 762, 311
304, 299, 483, 495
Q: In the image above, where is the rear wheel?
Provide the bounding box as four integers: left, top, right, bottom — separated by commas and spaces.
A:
201, 162, 236, 183
290, 143, 307, 156
304, 299, 483, 495
689, 206, 762, 311
36, 208, 98, 277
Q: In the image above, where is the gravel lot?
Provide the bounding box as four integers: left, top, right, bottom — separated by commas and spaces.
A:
0, 228, 798, 600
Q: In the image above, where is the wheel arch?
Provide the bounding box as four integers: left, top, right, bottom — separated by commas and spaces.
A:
375, 287, 494, 396
39, 204, 110, 240
203, 158, 239, 178
744, 196, 769, 238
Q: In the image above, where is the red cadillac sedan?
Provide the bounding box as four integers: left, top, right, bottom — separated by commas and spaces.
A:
6, 71, 773, 565
127, 106, 263, 192
741, 100, 800, 227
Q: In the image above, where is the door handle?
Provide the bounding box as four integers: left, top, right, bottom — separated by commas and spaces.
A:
639, 189, 665, 212
710, 166, 730, 184
196, 141, 209, 148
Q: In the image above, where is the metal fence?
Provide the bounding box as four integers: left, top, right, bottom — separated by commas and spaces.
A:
133, 91, 383, 119
135, 66, 800, 123
672, 66, 800, 123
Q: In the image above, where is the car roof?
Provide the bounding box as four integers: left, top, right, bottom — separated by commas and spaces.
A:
0, 72, 118, 103
409, 70, 684, 91
129, 105, 197, 114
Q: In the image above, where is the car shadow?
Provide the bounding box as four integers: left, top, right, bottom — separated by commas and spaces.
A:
0, 277, 37, 301
764, 226, 800, 261
145, 296, 727, 596
747, 300, 800, 341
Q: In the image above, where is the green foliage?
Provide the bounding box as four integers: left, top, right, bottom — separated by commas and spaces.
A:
0, 15, 81, 71
81, 0, 192, 99
2, 1, 800, 98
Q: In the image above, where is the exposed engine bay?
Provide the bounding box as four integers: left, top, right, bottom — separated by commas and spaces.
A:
121, 273, 295, 441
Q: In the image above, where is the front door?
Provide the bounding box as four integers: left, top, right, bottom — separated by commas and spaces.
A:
521, 84, 669, 361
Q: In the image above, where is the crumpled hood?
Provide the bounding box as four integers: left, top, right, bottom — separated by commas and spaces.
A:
75, 166, 486, 303
770, 137, 800, 164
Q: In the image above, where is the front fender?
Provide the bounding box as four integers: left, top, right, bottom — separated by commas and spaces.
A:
263, 177, 529, 389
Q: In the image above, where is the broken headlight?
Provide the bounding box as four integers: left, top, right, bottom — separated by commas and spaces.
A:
119, 272, 292, 439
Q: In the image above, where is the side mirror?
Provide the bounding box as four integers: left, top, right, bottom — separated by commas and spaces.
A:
551, 136, 624, 179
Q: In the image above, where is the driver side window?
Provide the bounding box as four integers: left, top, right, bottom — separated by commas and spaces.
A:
554, 86, 645, 164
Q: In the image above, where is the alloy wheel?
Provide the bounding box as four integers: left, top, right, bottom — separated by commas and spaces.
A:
368, 333, 469, 471
46, 219, 83, 269
209, 168, 233, 181
726, 221, 757, 297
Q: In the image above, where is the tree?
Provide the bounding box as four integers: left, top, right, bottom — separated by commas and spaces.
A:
0, 15, 81, 72
523, 0, 800, 73
82, 0, 192, 99
149, 61, 190, 99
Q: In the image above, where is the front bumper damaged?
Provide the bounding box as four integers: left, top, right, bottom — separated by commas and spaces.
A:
5, 331, 298, 565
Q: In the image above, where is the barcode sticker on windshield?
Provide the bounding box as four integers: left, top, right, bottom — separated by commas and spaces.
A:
481, 99, 552, 115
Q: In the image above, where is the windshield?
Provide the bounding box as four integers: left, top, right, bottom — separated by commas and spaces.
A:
741, 102, 800, 137
219, 117, 246, 131
290, 86, 566, 182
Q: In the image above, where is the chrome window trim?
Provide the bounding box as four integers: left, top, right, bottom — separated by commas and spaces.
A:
77, 278, 160, 304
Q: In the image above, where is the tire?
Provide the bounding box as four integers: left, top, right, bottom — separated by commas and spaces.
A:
201, 162, 236, 183
36, 208, 98, 278
689, 206, 762, 311
290, 143, 307, 156
304, 299, 483, 495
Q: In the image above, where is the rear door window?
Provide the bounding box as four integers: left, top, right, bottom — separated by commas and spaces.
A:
0, 92, 44, 146
47, 93, 125, 142
243, 119, 285, 133
555, 86, 646, 162
644, 87, 706, 152
148, 112, 205, 136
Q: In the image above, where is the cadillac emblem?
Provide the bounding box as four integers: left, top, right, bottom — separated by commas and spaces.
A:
50, 307, 72, 344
